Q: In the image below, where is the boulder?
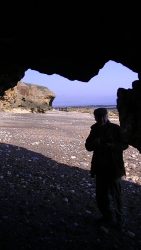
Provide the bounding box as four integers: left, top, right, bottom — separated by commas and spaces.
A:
0, 82, 55, 112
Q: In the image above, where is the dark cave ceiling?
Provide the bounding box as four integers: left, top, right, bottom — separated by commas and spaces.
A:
0, 8, 140, 93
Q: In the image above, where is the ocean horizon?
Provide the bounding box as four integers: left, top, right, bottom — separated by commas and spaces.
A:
54, 104, 117, 109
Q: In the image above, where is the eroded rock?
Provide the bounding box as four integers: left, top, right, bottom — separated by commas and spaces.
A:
0, 81, 55, 112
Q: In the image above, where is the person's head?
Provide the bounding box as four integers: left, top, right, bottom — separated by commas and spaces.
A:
94, 108, 108, 125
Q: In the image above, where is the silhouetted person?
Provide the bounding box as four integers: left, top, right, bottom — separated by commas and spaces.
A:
85, 108, 128, 229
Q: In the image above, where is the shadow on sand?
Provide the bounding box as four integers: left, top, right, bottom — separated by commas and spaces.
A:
0, 143, 141, 250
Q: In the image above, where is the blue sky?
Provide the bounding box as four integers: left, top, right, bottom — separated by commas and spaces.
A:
21, 60, 138, 107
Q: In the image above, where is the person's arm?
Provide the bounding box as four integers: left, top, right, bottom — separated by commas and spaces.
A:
85, 127, 100, 151
90, 158, 96, 178
85, 129, 95, 151
106, 126, 128, 151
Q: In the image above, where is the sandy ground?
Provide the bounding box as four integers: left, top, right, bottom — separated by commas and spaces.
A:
0, 110, 141, 250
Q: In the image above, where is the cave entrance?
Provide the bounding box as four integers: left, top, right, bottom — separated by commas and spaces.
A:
21, 60, 138, 108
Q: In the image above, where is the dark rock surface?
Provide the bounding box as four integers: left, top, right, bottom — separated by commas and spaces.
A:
0, 111, 140, 250
117, 79, 141, 152
0, 8, 141, 87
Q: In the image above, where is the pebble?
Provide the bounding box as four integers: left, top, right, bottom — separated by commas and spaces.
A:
126, 231, 135, 238
63, 198, 69, 203
100, 226, 109, 234
71, 156, 76, 159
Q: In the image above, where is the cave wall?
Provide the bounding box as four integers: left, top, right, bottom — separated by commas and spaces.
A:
117, 78, 141, 152
1, 12, 141, 150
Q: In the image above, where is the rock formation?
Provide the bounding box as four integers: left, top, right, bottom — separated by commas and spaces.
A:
117, 79, 141, 152
0, 82, 55, 112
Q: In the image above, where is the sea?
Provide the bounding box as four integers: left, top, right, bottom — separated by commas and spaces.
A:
54, 104, 117, 110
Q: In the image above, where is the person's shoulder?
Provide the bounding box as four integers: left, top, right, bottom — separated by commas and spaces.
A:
91, 123, 97, 129
109, 122, 119, 127
109, 122, 120, 129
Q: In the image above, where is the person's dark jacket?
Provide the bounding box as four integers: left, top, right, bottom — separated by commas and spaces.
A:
85, 120, 128, 179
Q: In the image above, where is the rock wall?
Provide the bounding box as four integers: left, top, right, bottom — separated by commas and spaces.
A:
117, 79, 141, 152
0, 82, 55, 112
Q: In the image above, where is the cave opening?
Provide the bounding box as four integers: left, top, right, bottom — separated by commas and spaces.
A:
21, 60, 138, 108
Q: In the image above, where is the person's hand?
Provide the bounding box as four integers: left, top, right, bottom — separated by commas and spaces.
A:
94, 138, 101, 146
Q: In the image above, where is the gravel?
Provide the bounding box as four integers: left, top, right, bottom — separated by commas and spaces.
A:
0, 110, 141, 250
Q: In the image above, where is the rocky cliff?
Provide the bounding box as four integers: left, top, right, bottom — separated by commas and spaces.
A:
117, 79, 141, 152
0, 82, 55, 112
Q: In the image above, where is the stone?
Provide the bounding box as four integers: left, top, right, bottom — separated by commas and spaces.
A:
0, 81, 55, 112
